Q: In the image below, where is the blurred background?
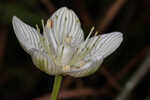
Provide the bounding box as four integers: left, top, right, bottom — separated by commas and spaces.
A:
0, 0, 150, 100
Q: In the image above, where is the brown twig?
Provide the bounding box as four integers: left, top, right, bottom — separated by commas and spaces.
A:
116, 47, 148, 79
97, 0, 128, 32
100, 67, 121, 91
32, 88, 98, 100
98, 47, 149, 97
40, 0, 56, 14
116, 52, 150, 100
0, 27, 7, 64
62, 76, 73, 89
73, 0, 93, 26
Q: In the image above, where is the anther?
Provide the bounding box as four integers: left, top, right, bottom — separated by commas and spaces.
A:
78, 61, 85, 67
46, 19, 53, 28
65, 36, 72, 44
63, 65, 71, 72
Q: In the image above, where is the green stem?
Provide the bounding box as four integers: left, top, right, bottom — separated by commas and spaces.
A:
51, 75, 63, 100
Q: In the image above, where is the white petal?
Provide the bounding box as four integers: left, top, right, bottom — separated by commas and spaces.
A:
49, 7, 84, 46
67, 59, 103, 77
90, 32, 123, 59
29, 49, 62, 75
12, 16, 43, 54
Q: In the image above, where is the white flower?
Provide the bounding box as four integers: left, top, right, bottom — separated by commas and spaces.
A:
12, 7, 123, 77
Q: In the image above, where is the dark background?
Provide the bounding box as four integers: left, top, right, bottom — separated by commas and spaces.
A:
0, 0, 150, 100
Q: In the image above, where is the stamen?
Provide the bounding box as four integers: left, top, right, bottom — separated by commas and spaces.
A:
72, 31, 100, 64
40, 19, 57, 64
88, 36, 101, 53
79, 26, 95, 53
82, 30, 98, 51
77, 48, 90, 61
41, 19, 45, 29
94, 31, 99, 36
85, 26, 95, 41
69, 47, 79, 65
63, 27, 100, 67
36, 24, 40, 33
70, 47, 89, 65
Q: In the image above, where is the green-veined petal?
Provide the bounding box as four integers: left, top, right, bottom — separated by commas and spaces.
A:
12, 16, 43, 54
49, 7, 84, 46
29, 48, 62, 75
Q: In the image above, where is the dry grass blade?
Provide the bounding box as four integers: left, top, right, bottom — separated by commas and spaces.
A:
97, 0, 128, 32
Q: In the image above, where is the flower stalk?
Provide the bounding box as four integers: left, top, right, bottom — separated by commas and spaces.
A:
51, 75, 63, 100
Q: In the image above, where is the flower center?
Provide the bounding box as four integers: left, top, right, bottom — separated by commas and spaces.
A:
36, 20, 101, 73
62, 65, 70, 72
64, 36, 72, 44
60, 45, 75, 65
